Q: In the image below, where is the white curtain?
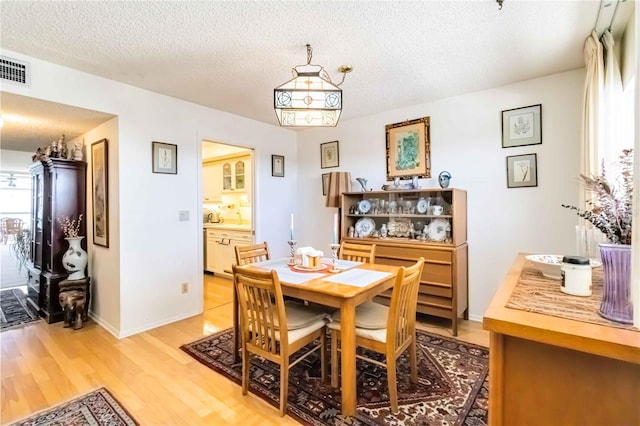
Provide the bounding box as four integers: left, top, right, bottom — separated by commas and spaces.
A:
601, 30, 625, 172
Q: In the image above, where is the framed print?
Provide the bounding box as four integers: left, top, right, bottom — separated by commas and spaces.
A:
272, 154, 285, 177
91, 138, 109, 247
152, 141, 177, 174
501, 104, 542, 148
322, 173, 330, 195
320, 141, 339, 169
507, 153, 538, 188
386, 116, 431, 180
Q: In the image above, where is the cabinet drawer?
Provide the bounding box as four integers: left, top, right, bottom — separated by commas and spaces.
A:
375, 257, 452, 286
420, 283, 452, 298
376, 245, 452, 264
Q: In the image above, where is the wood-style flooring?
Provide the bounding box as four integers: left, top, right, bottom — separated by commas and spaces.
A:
1, 274, 489, 425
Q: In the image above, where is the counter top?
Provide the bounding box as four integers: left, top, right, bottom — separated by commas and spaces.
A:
203, 223, 253, 232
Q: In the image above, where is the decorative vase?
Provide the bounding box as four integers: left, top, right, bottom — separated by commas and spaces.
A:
62, 237, 88, 280
598, 243, 633, 324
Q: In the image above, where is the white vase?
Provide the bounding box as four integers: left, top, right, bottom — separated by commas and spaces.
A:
62, 237, 88, 280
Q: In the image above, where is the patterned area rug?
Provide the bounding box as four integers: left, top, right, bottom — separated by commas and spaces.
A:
7, 387, 138, 426
181, 328, 489, 425
1, 288, 39, 331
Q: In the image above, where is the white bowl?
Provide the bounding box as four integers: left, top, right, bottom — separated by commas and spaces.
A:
525, 254, 602, 280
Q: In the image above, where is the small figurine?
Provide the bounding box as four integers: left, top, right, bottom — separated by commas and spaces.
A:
59, 135, 68, 159
438, 171, 452, 189
50, 139, 60, 158
72, 142, 83, 161
356, 177, 368, 192
412, 176, 420, 189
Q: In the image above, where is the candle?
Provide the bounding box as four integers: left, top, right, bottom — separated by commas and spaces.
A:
333, 213, 339, 244
290, 213, 294, 241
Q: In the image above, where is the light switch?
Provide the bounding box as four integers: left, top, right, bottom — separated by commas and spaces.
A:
178, 210, 189, 221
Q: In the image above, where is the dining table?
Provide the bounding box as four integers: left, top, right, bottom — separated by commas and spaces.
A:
232, 257, 400, 417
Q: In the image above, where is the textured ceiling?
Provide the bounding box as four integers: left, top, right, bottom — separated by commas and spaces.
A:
0, 0, 633, 153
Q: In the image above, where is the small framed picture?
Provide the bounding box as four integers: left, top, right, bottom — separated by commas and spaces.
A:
501, 104, 542, 148
152, 141, 177, 174
322, 173, 330, 195
506, 153, 538, 188
320, 141, 339, 169
272, 154, 284, 177
91, 138, 109, 247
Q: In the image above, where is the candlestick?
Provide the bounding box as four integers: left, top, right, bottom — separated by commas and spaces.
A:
329, 243, 341, 273
287, 240, 297, 265
333, 213, 338, 244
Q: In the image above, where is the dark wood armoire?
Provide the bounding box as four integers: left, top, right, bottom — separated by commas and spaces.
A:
26, 158, 87, 323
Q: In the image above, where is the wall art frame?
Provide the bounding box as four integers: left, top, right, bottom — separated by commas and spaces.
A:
506, 153, 538, 188
320, 140, 340, 169
152, 141, 178, 174
91, 138, 109, 247
501, 104, 542, 148
322, 173, 330, 195
272, 154, 285, 177
385, 116, 431, 180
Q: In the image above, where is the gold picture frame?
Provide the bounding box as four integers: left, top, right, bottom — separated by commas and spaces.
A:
385, 116, 431, 180
91, 138, 109, 247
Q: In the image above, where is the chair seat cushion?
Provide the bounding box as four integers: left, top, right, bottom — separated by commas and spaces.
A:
330, 301, 388, 329
276, 300, 330, 330
327, 321, 387, 343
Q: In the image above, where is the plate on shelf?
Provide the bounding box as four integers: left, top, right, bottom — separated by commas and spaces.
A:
416, 198, 429, 214
355, 217, 376, 238
357, 199, 371, 214
427, 218, 449, 242
292, 264, 330, 272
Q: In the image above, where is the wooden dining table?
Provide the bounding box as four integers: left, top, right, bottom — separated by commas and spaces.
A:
232, 258, 399, 417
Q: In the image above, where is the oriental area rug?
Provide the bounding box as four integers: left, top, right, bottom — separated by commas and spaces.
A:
1, 288, 40, 331
181, 328, 489, 426
7, 387, 138, 426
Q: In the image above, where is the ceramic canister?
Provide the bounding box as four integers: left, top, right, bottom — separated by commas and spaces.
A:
560, 255, 592, 296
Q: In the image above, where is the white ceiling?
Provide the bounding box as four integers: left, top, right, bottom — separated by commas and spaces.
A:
0, 0, 633, 153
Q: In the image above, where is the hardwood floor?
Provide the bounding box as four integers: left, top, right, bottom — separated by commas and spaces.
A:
1, 274, 489, 425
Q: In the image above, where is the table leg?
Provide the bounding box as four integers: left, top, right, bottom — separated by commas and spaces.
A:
340, 300, 357, 416
233, 282, 240, 363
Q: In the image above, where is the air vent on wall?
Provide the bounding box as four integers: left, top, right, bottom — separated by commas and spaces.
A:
0, 56, 31, 87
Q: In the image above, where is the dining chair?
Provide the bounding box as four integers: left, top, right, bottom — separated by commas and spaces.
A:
1, 218, 23, 244
338, 241, 376, 263
234, 241, 270, 266
328, 257, 425, 413
232, 264, 329, 416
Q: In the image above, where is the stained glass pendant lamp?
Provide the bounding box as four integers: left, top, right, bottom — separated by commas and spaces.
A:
274, 44, 352, 127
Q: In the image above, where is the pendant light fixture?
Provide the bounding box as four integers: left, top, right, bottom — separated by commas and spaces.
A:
274, 44, 352, 127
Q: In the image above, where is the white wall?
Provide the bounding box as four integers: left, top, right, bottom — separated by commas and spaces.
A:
297, 69, 584, 321
2, 49, 297, 337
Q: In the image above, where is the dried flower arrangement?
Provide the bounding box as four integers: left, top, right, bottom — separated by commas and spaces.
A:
57, 214, 83, 238
562, 149, 633, 245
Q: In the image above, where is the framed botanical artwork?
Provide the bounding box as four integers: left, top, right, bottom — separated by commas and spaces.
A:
91, 138, 109, 247
501, 104, 542, 148
322, 173, 330, 195
385, 116, 431, 180
320, 141, 339, 169
152, 141, 177, 174
506, 153, 538, 188
272, 154, 285, 177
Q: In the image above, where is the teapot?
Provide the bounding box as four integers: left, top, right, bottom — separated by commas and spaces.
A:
208, 210, 223, 223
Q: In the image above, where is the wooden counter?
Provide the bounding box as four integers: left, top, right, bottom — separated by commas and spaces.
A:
483, 253, 640, 426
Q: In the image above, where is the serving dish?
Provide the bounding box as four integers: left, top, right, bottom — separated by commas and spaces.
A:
355, 217, 376, 238
417, 198, 429, 214
427, 218, 449, 242
292, 264, 330, 272
357, 199, 371, 214
525, 254, 602, 280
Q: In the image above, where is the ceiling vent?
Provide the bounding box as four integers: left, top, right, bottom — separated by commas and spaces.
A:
0, 56, 31, 87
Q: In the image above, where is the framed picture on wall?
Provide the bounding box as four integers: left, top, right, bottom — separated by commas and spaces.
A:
152, 141, 178, 174
320, 141, 339, 168
91, 138, 109, 247
385, 116, 431, 180
506, 153, 538, 188
272, 154, 285, 177
501, 104, 542, 148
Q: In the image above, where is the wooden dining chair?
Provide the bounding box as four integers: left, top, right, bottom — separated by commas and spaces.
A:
235, 241, 270, 266
232, 264, 329, 416
338, 241, 376, 263
1, 218, 23, 244
328, 257, 425, 413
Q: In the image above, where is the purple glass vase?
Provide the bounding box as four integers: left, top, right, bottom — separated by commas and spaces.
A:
598, 243, 633, 324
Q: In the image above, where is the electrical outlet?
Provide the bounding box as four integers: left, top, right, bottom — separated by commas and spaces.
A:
181, 282, 189, 294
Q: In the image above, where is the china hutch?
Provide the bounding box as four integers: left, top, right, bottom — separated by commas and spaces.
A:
341, 188, 468, 335
26, 158, 87, 323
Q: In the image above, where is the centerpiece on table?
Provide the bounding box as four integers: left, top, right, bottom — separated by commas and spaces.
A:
58, 214, 88, 280
562, 148, 633, 324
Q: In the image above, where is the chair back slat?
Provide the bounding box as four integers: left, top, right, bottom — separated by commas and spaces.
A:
235, 242, 270, 266
339, 241, 376, 263
386, 258, 425, 351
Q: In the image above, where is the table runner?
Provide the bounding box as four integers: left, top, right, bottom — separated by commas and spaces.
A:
322, 268, 393, 287
250, 258, 364, 284
505, 264, 637, 330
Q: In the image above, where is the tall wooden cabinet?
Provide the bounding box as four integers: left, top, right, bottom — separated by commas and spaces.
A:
341, 188, 468, 335
26, 158, 87, 323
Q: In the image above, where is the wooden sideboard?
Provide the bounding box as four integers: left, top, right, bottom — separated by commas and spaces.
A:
483, 254, 640, 425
